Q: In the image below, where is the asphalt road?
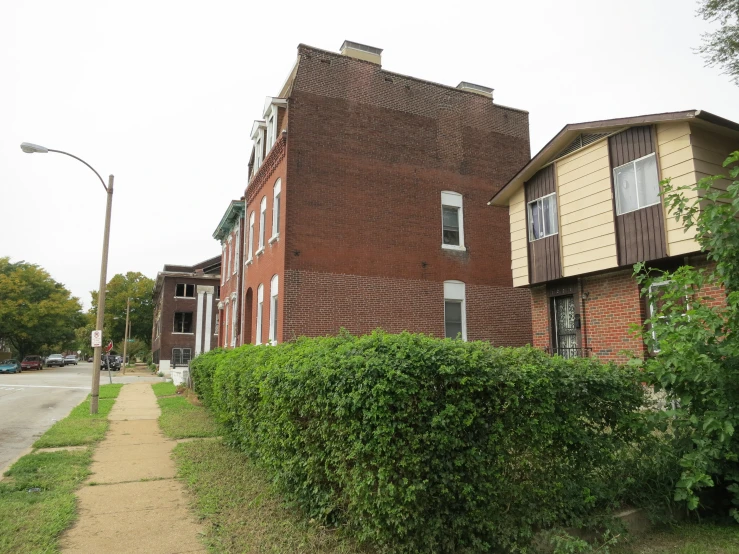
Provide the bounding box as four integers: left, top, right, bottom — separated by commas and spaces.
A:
0, 361, 161, 475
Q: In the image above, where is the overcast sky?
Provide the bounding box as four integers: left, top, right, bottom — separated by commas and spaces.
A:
1, 0, 736, 309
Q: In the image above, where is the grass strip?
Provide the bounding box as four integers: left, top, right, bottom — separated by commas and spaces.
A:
173, 440, 367, 553
156, 394, 220, 439
152, 382, 177, 397
0, 383, 122, 553
611, 522, 739, 553
33, 384, 123, 448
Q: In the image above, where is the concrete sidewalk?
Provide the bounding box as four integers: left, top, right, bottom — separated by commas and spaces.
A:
61, 383, 205, 554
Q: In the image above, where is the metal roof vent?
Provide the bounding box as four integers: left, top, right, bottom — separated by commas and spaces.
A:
340, 41, 382, 65
555, 132, 610, 159
457, 82, 494, 99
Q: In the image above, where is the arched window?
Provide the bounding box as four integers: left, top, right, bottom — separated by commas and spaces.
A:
269, 275, 279, 344
256, 284, 264, 345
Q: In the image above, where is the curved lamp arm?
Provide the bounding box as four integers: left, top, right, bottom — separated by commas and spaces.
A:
20, 142, 107, 192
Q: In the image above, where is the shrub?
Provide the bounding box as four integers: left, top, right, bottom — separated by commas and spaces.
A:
191, 332, 651, 553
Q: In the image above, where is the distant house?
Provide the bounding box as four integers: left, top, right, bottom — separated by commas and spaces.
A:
233, 40, 532, 346
212, 200, 245, 348
489, 110, 739, 362
151, 256, 221, 371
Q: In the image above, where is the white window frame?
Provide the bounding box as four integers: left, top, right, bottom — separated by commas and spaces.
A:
224, 304, 229, 345
441, 191, 465, 251
527, 192, 558, 242
269, 274, 278, 345
613, 153, 660, 216
246, 211, 255, 264
233, 229, 240, 275
214, 311, 219, 336
266, 111, 275, 150
443, 280, 467, 341
270, 179, 281, 242
231, 296, 238, 347
256, 284, 264, 345
221, 245, 226, 285
226, 237, 232, 280
257, 196, 267, 254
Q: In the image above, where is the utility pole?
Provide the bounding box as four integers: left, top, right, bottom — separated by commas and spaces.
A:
122, 297, 130, 370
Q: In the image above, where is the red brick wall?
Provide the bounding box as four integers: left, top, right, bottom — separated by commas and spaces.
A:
531, 285, 549, 350
283, 270, 532, 345
267, 45, 532, 346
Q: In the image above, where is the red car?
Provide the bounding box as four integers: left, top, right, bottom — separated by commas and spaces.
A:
21, 355, 43, 371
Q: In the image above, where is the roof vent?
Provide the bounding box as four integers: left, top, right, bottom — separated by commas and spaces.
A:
457, 82, 494, 99
555, 132, 610, 160
340, 40, 382, 65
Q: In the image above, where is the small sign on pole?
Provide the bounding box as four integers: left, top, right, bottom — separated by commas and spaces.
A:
91, 330, 102, 348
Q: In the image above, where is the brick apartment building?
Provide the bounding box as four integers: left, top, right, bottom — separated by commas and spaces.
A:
489, 110, 739, 362
151, 256, 221, 370
232, 40, 532, 347
213, 200, 245, 348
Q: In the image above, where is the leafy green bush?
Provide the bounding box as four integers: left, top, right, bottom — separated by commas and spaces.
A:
191, 332, 650, 553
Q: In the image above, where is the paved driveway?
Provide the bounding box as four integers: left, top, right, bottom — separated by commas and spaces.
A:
0, 362, 161, 475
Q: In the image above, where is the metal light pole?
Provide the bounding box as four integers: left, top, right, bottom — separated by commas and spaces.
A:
122, 297, 130, 370
20, 142, 114, 414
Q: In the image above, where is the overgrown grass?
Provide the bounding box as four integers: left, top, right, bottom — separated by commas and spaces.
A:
152, 382, 177, 397
612, 523, 739, 554
157, 395, 219, 439
33, 384, 123, 448
173, 440, 368, 553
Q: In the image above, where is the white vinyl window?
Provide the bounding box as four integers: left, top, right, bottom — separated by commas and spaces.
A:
256, 284, 264, 345
227, 238, 233, 280
221, 245, 226, 285
528, 193, 558, 241
614, 153, 660, 215
231, 297, 237, 347
214, 311, 219, 336
258, 197, 267, 253
266, 113, 275, 150
255, 135, 263, 173
269, 275, 278, 345
271, 179, 281, 241
247, 212, 255, 263
441, 191, 465, 250
224, 304, 229, 345
233, 229, 240, 275
443, 280, 466, 341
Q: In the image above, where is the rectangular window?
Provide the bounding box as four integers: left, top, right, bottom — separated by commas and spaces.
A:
443, 280, 466, 341
215, 286, 220, 299
247, 212, 255, 262
175, 284, 195, 298
214, 312, 219, 335
272, 180, 281, 239
614, 153, 660, 215
441, 191, 465, 250
444, 301, 463, 339
173, 312, 193, 333
269, 276, 279, 344
266, 114, 274, 149
258, 197, 267, 251
528, 193, 558, 241
233, 230, 240, 275
231, 299, 238, 347
172, 348, 191, 366
256, 285, 264, 345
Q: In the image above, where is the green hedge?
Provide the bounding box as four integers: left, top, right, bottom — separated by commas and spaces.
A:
191, 332, 650, 553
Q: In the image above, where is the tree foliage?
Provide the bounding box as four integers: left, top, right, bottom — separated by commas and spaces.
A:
697, 0, 739, 85
0, 258, 83, 360
89, 272, 154, 347
635, 150, 739, 519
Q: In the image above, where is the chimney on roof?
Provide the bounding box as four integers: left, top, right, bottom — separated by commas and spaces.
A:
457, 82, 494, 100
340, 40, 382, 65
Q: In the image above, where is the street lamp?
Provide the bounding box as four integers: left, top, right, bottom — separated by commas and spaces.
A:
20, 142, 114, 414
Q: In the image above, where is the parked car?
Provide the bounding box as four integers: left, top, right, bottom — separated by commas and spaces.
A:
64, 355, 78, 366
100, 355, 121, 371
21, 355, 43, 371
46, 354, 65, 367
87, 357, 93, 363
0, 359, 22, 374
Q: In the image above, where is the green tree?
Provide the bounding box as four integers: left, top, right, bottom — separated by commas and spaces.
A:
89, 272, 154, 347
0, 258, 84, 360
635, 150, 739, 519
697, 0, 739, 85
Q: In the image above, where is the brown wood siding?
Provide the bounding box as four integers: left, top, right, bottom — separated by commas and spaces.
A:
608, 126, 667, 265
525, 165, 562, 284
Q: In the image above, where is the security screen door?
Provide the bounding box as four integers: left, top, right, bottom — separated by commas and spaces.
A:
552, 295, 577, 358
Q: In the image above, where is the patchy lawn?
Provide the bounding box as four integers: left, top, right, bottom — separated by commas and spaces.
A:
173, 440, 368, 553
156, 394, 219, 439
0, 383, 123, 553
612, 523, 739, 554
32, 384, 123, 448
151, 382, 177, 397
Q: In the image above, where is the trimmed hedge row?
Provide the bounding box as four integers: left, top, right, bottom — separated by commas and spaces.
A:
191, 332, 650, 552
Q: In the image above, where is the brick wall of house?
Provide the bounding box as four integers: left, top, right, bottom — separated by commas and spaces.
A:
218, 215, 245, 348
271, 45, 532, 345
530, 285, 549, 350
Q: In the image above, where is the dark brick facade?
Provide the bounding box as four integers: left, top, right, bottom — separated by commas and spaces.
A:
241, 44, 532, 346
